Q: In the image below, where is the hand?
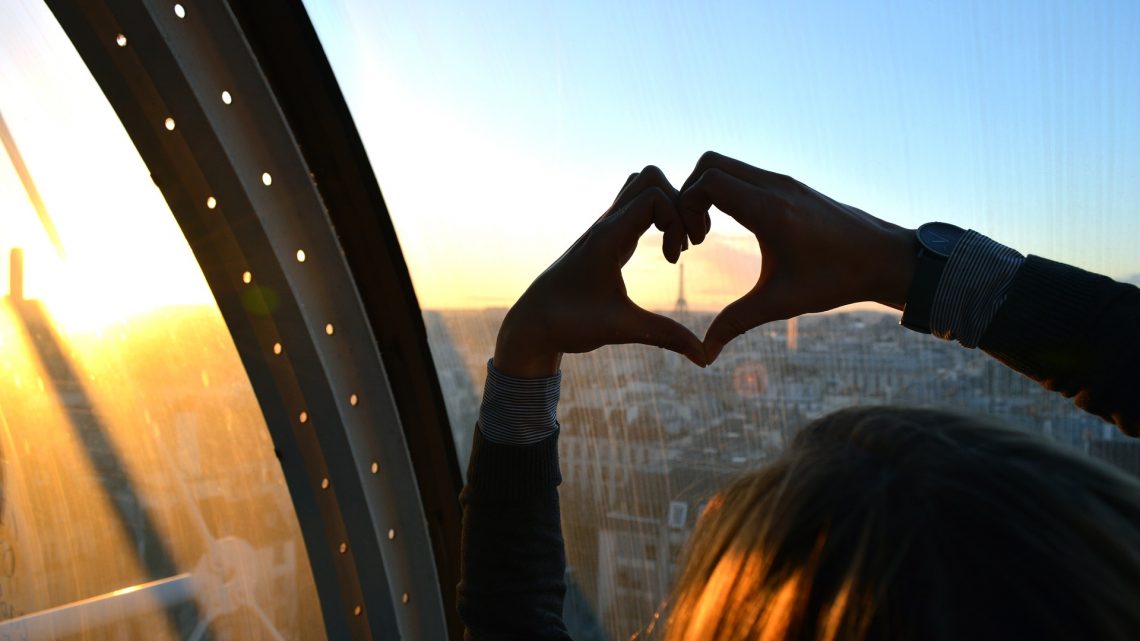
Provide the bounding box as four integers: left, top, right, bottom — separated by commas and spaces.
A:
678, 151, 918, 363
493, 167, 707, 378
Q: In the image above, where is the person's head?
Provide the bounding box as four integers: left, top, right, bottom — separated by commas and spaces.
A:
664, 406, 1140, 641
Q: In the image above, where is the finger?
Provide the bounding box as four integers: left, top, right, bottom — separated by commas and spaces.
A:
680, 150, 792, 193
607, 166, 707, 256
662, 222, 686, 264
619, 302, 706, 367
612, 172, 640, 206
677, 157, 720, 245
607, 165, 676, 217
679, 197, 711, 246
679, 167, 771, 236
702, 291, 775, 364
603, 186, 687, 263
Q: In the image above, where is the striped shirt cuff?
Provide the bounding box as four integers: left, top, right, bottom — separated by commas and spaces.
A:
929, 230, 1025, 348
478, 359, 562, 446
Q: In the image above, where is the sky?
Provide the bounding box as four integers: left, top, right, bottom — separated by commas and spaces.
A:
303, 0, 1140, 309
0, 0, 213, 331
1, 1, 1138, 322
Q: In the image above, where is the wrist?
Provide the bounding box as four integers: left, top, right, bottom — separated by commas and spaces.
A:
493, 309, 562, 378
873, 226, 919, 311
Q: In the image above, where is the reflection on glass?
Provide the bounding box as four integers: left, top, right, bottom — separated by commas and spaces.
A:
306, 1, 1140, 638
0, 2, 326, 639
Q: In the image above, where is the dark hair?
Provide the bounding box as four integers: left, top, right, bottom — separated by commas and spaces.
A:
665, 406, 1140, 641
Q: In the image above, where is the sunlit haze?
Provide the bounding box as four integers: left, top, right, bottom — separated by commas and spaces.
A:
3, 1, 1139, 321
0, 1, 213, 333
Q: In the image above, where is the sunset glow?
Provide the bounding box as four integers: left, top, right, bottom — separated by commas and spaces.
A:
3, 0, 1140, 327
0, 3, 213, 334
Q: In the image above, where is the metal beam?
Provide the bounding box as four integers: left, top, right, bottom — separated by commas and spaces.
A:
45, 1, 458, 638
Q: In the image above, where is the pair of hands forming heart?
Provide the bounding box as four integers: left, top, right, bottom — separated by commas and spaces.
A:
492, 152, 918, 378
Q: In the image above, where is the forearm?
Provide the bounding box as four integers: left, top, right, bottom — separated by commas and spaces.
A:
457, 362, 571, 640
978, 256, 1140, 436
459, 431, 570, 640
913, 230, 1139, 436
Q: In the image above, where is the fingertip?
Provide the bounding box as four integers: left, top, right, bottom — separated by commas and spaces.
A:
677, 199, 710, 246
662, 223, 685, 263
703, 339, 724, 365
681, 336, 706, 368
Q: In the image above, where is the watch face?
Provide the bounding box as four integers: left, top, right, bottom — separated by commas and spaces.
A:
917, 222, 966, 258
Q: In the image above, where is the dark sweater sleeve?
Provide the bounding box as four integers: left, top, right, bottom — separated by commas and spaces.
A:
979, 255, 1140, 436
458, 428, 572, 640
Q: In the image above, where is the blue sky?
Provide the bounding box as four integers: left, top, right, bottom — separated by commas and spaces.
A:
304, 0, 1140, 308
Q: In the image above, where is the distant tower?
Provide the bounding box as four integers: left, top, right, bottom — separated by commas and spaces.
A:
786, 316, 798, 351
674, 264, 688, 316
9, 248, 23, 301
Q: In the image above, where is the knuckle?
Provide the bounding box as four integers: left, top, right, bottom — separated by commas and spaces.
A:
698, 150, 722, 167
640, 185, 667, 205
702, 167, 727, 188
776, 173, 805, 194
640, 165, 667, 184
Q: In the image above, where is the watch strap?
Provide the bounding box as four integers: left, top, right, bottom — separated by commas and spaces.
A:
901, 248, 944, 334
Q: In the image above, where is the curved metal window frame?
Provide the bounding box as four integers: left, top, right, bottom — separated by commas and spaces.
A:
46, 1, 464, 639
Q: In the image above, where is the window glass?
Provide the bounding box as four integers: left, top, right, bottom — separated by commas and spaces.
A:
305, 1, 1140, 637
0, 2, 326, 638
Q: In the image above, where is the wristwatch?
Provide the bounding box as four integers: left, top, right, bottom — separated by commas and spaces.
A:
900, 222, 967, 334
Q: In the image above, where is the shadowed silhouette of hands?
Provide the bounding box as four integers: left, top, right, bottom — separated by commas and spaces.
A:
679, 151, 918, 364
493, 166, 708, 378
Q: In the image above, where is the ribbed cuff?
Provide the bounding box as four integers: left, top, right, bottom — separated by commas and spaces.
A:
478, 359, 561, 445
930, 230, 1025, 348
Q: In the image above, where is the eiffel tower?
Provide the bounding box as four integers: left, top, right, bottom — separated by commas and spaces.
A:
674, 263, 688, 316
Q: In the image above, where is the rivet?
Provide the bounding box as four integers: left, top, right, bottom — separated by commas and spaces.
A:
262, 172, 273, 186
206, 196, 217, 209
164, 117, 176, 131
115, 34, 127, 47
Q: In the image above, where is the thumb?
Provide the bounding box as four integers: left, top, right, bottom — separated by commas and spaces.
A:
620, 302, 706, 367
703, 289, 781, 364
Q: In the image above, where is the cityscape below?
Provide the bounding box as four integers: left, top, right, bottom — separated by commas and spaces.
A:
426, 298, 1140, 639
1, 259, 1136, 640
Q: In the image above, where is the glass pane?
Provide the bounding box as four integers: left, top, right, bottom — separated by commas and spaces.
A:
0, 3, 327, 639
306, 1, 1140, 638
